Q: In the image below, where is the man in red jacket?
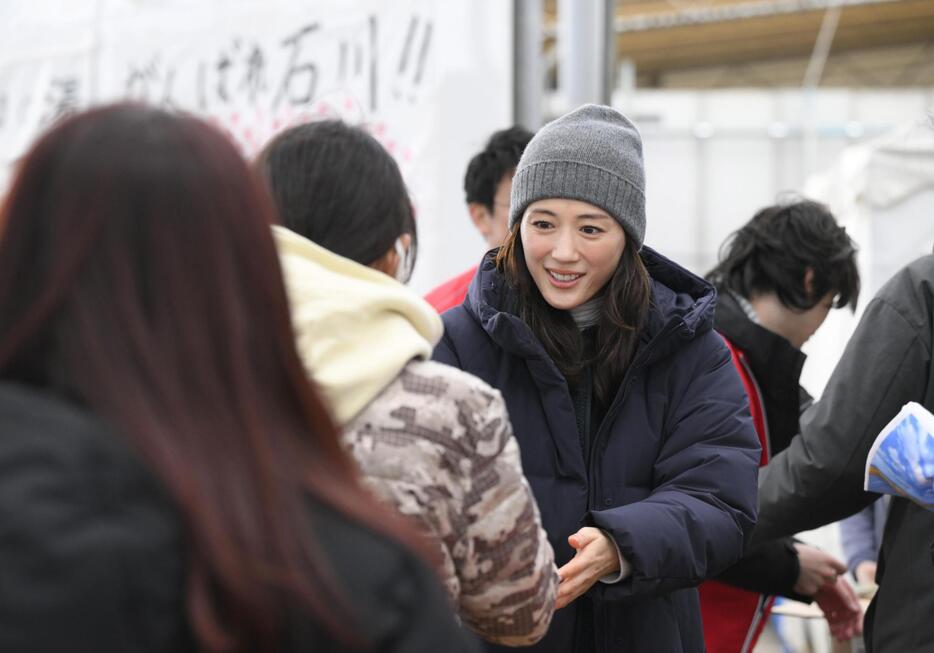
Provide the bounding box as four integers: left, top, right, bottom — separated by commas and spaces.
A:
701, 200, 864, 652
424, 126, 532, 313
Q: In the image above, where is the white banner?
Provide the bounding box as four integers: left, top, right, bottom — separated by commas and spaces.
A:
0, 0, 512, 291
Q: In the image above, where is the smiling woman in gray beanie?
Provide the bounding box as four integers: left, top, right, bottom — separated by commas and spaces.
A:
433, 104, 760, 653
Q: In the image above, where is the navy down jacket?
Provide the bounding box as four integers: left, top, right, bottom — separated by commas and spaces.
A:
434, 248, 760, 653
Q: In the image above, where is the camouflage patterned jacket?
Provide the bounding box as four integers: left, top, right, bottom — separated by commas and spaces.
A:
273, 228, 556, 646
345, 359, 557, 646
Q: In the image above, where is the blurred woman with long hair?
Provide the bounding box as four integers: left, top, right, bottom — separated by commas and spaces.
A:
0, 104, 477, 653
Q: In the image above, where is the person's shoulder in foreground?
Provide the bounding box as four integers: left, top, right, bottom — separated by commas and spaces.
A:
346, 357, 557, 646
753, 253, 934, 653
0, 382, 480, 653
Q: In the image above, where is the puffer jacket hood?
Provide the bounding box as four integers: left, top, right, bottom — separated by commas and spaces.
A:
274, 226, 443, 424
465, 245, 717, 366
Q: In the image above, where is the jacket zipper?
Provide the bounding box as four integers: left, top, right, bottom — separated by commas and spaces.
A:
586, 321, 684, 509
587, 370, 636, 509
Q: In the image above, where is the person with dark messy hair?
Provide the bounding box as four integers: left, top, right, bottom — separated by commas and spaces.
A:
433, 103, 761, 653
257, 120, 557, 646
707, 200, 860, 338
752, 245, 934, 652
425, 125, 533, 313
0, 104, 477, 653
699, 200, 863, 652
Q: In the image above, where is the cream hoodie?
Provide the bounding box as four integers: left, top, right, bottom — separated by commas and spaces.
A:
275, 225, 557, 645
273, 225, 443, 425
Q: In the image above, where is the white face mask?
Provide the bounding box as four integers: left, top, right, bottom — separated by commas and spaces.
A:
394, 236, 414, 284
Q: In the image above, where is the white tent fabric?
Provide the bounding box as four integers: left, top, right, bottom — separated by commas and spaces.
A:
801, 114, 934, 398
862, 118, 934, 210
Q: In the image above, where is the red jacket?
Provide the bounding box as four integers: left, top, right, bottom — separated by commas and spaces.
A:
698, 335, 773, 653
424, 266, 476, 314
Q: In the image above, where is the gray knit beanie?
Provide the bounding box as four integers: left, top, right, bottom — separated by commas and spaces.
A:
510, 104, 646, 250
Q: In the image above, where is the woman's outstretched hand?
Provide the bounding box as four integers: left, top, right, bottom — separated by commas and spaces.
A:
555, 527, 620, 609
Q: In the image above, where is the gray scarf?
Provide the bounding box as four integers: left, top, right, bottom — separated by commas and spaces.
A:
570, 297, 602, 330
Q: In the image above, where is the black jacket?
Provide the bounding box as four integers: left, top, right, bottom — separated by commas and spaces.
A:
754, 254, 934, 653
435, 249, 760, 653
711, 290, 809, 600
0, 382, 478, 653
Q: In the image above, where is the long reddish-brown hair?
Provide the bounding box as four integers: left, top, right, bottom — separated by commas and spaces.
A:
0, 104, 414, 651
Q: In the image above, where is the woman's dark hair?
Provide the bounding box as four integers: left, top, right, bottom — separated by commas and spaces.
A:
707, 199, 860, 311
255, 120, 417, 279
0, 104, 416, 651
495, 224, 650, 404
